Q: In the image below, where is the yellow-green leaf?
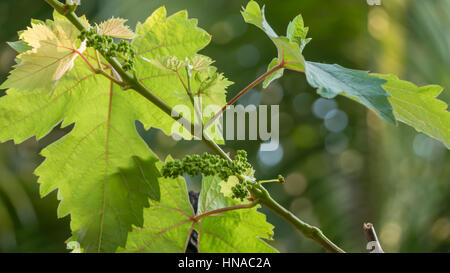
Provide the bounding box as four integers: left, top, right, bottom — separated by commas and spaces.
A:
99, 17, 135, 39
0, 12, 85, 91
376, 74, 450, 148
132, 7, 229, 142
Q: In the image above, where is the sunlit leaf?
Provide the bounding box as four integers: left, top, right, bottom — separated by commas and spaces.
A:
375, 74, 450, 148
286, 14, 311, 52
0, 39, 163, 252
133, 7, 229, 142
0, 12, 85, 91
262, 58, 284, 89
0, 7, 232, 252
99, 17, 135, 39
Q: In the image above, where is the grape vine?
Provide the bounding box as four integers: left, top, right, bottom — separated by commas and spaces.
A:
0, 0, 447, 253
78, 29, 136, 71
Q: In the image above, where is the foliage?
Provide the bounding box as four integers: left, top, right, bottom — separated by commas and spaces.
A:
0, 0, 448, 253
304, 62, 395, 123
376, 74, 450, 148
0, 12, 86, 90
242, 0, 449, 143
119, 172, 276, 253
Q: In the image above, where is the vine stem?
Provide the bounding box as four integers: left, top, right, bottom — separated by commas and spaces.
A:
44, 0, 344, 253
250, 183, 345, 253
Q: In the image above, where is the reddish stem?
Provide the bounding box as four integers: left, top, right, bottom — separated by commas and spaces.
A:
204, 62, 284, 128
73, 48, 97, 72
193, 202, 257, 222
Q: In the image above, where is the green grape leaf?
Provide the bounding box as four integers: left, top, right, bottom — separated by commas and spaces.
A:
120, 173, 277, 253
305, 61, 396, 124
190, 56, 232, 107
0, 7, 233, 252
286, 14, 311, 52
99, 17, 135, 39
140, 54, 231, 142
241, 0, 277, 38
241, 1, 306, 75
375, 74, 450, 148
0, 14, 165, 252
0, 12, 86, 91
0, 54, 162, 252
260, 13, 311, 88
132, 8, 230, 142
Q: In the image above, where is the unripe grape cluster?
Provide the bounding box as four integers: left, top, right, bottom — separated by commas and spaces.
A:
78, 29, 136, 71
230, 182, 249, 201
161, 150, 251, 181
161, 151, 252, 201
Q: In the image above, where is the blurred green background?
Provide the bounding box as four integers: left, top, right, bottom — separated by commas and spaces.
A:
0, 0, 449, 253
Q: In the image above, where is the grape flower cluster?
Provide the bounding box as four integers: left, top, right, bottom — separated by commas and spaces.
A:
161, 150, 253, 200
78, 29, 136, 71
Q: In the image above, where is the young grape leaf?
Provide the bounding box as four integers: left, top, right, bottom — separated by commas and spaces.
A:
375, 74, 450, 148
241, 0, 277, 38
263, 58, 285, 89
305, 61, 396, 124
242, 0, 306, 85
262, 14, 310, 88
132, 7, 230, 142
0, 12, 86, 91
119, 173, 277, 253
99, 17, 135, 39
286, 14, 311, 52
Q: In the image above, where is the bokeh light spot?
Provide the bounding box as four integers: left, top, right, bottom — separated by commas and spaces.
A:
284, 172, 308, 196
258, 144, 284, 166
413, 133, 445, 161
324, 109, 348, 132
312, 98, 337, 119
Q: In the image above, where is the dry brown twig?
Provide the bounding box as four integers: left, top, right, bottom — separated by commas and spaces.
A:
364, 222, 384, 253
